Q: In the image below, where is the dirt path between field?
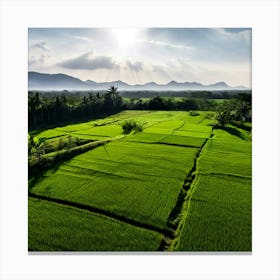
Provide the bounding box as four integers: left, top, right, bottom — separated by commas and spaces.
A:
159, 129, 214, 251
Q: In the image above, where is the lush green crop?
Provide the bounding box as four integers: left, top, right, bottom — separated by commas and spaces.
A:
175, 124, 252, 251
198, 150, 251, 177
210, 138, 252, 155
124, 132, 167, 143
73, 125, 123, 137
55, 122, 94, 132
34, 129, 67, 139
70, 134, 109, 141
173, 130, 210, 138
160, 135, 206, 147
151, 120, 184, 129
30, 141, 199, 230
29, 110, 252, 252
198, 132, 252, 177
176, 174, 252, 251
29, 198, 162, 251
180, 123, 212, 133
144, 127, 173, 135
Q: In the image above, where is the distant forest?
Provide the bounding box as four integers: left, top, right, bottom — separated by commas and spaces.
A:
28, 87, 252, 130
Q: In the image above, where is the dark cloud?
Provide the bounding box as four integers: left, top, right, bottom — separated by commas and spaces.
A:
31, 41, 49, 52
126, 60, 143, 72
59, 52, 119, 70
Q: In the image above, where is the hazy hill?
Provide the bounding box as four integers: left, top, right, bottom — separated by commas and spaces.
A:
28, 71, 249, 91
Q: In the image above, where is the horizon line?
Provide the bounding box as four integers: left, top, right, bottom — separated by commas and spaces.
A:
28, 71, 250, 89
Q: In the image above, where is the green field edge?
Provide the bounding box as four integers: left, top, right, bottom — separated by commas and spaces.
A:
197, 171, 251, 180
28, 192, 173, 239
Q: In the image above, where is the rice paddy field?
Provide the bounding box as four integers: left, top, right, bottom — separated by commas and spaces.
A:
28, 110, 252, 252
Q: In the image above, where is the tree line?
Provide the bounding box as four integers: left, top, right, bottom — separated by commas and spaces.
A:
29, 86, 252, 130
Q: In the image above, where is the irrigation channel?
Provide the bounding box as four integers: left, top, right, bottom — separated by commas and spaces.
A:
158, 130, 214, 251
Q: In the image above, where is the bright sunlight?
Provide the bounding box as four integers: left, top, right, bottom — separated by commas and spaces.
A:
113, 28, 139, 48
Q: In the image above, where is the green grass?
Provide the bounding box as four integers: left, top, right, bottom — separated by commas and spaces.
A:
198, 130, 252, 177
55, 122, 93, 132
73, 125, 123, 137
144, 127, 173, 135
209, 138, 252, 155
198, 149, 251, 177
176, 174, 252, 251
124, 132, 167, 143
179, 123, 213, 133
29, 198, 162, 251
150, 120, 184, 129
30, 141, 199, 230
29, 111, 252, 252
31, 111, 211, 141
176, 124, 252, 251
174, 130, 210, 138
33, 129, 67, 139
160, 135, 206, 147
70, 134, 109, 141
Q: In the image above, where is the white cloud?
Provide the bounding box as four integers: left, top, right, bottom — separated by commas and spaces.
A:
58, 51, 120, 70
30, 41, 49, 52
139, 39, 193, 51
125, 60, 143, 72
28, 28, 251, 87
70, 35, 92, 42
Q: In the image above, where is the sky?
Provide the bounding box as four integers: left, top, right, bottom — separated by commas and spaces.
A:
29, 28, 251, 87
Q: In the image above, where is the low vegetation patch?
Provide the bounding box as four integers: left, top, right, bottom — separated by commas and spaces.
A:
121, 120, 143, 134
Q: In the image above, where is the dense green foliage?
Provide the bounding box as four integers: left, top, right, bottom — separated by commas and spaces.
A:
215, 97, 252, 126
28, 88, 251, 130
121, 120, 143, 134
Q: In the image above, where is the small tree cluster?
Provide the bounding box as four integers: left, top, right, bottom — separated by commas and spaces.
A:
216, 98, 251, 127
122, 120, 143, 134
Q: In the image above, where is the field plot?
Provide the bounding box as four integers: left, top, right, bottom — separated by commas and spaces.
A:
175, 125, 252, 251
199, 131, 252, 178
30, 141, 199, 230
29, 198, 162, 251
160, 135, 206, 147
176, 174, 251, 251
32, 129, 67, 139
174, 130, 210, 138
124, 132, 167, 143
29, 110, 252, 252
72, 124, 123, 137
199, 149, 251, 177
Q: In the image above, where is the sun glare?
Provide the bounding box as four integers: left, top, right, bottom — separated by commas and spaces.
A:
113, 28, 138, 48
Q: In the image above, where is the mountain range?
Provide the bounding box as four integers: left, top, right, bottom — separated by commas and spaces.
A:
28, 71, 249, 91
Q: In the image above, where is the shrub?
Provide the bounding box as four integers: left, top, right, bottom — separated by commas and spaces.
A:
122, 120, 143, 134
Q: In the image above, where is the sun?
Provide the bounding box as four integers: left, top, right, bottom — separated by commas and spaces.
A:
113, 28, 138, 49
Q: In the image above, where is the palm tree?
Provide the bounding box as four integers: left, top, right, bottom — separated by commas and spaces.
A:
107, 86, 119, 107
107, 86, 118, 96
